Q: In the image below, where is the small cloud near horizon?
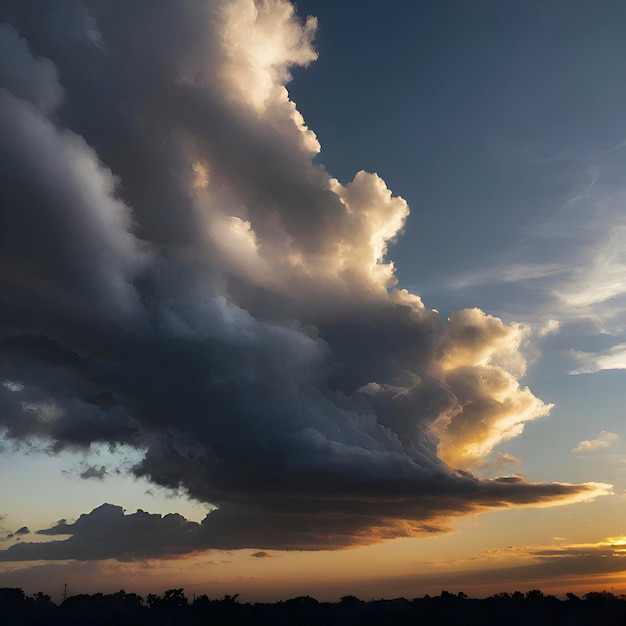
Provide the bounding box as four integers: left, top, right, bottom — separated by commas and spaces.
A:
250, 551, 272, 558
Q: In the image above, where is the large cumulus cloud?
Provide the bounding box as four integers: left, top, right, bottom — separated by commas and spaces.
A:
0, 0, 608, 557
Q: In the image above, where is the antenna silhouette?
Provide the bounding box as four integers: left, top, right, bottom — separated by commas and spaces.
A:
63, 583, 67, 602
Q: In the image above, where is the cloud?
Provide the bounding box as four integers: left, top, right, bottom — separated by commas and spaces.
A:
442, 146, 626, 350
554, 221, 626, 313
572, 431, 620, 454
569, 343, 626, 375
476, 452, 523, 473
0, 486, 611, 560
0, 23, 62, 115
79, 465, 108, 480
0, 0, 605, 553
250, 551, 271, 558
448, 263, 565, 291
364, 537, 626, 599
3, 526, 30, 541
2, 536, 626, 601
0, 504, 203, 562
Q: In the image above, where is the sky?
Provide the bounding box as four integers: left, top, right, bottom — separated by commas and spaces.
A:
1, 0, 626, 602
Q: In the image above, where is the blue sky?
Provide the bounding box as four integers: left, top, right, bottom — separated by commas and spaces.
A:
289, 0, 626, 472
1, 0, 626, 601
289, 1, 626, 298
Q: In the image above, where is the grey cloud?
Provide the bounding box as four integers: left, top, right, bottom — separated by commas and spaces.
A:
0, 23, 61, 114
2, 504, 200, 562
1, 525, 29, 542
0, 87, 150, 325
0, 476, 600, 561
79, 465, 107, 480
0, 0, 605, 553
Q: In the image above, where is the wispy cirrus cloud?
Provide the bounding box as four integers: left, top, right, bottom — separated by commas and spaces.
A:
448, 263, 565, 291
569, 343, 626, 375
446, 150, 626, 334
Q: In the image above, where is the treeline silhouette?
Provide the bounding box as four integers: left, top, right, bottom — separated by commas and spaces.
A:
2, 586, 626, 625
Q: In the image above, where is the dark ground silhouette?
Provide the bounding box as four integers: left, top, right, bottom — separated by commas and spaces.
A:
2, 586, 626, 625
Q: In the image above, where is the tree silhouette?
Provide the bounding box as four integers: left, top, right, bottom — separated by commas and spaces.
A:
3, 585, 626, 625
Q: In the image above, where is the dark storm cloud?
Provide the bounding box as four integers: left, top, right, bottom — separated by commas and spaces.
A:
0, 480, 600, 560
0, 0, 608, 556
0, 505, 200, 561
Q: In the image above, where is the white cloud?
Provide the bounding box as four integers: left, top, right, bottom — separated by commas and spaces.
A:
569, 342, 626, 374
572, 431, 620, 453
554, 222, 626, 311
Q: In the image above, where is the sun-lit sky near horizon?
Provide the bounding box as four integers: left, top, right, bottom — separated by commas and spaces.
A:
2, 0, 626, 603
